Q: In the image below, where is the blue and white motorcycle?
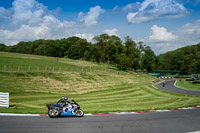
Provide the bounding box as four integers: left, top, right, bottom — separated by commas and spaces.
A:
46, 100, 84, 118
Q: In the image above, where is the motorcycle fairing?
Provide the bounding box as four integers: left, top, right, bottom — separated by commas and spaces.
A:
60, 110, 75, 116
53, 104, 59, 107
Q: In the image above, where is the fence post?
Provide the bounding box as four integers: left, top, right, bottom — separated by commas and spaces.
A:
0, 92, 9, 108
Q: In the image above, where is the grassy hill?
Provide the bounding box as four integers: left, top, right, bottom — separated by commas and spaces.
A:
0, 52, 200, 114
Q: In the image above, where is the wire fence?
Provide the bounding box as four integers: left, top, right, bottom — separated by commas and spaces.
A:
0, 64, 128, 75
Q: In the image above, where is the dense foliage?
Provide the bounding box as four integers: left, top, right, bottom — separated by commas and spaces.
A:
0, 34, 155, 72
1, 35, 199, 73
156, 43, 200, 74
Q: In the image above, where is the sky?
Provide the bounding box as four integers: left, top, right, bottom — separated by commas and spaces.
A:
0, 0, 200, 55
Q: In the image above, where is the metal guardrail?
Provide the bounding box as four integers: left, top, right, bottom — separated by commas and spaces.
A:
0, 92, 9, 108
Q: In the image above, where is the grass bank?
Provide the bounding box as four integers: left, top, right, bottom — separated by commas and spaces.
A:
0, 52, 200, 114
176, 79, 200, 91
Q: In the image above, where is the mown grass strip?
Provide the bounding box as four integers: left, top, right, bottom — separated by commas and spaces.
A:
0, 52, 200, 114
176, 80, 200, 91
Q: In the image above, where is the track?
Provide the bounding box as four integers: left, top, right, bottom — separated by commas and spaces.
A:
154, 79, 200, 96
0, 109, 200, 133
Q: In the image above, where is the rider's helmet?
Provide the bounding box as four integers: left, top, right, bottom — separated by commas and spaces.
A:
62, 96, 68, 101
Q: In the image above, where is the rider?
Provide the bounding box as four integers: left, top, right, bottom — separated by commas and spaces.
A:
57, 96, 70, 112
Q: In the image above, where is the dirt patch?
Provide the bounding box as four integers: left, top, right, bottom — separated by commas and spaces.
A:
60, 60, 97, 67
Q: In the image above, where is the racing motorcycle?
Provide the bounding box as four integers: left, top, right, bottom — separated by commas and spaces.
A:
46, 100, 84, 118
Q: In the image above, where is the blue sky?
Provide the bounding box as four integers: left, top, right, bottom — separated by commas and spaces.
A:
0, 0, 200, 54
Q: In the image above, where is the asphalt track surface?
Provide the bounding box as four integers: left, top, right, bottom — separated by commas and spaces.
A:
154, 79, 200, 96
0, 108, 200, 133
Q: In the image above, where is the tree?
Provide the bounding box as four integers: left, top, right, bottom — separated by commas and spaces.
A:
15, 41, 32, 54
59, 38, 73, 57
35, 43, 46, 55
43, 40, 56, 57
93, 34, 123, 63
31, 39, 44, 55
116, 54, 132, 71
124, 36, 140, 71
84, 50, 90, 61
106, 43, 117, 64
93, 34, 110, 62
76, 39, 89, 59
84, 44, 100, 62
124, 36, 136, 55
140, 46, 155, 72
67, 44, 80, 59
156, 43, 200, 74
0, 44, 6, 51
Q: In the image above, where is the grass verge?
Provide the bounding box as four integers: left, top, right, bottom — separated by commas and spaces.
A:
0, 52, 200, 114
176, 79, 200, 91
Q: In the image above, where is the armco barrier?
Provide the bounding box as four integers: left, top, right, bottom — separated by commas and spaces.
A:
0, 92, 9, 108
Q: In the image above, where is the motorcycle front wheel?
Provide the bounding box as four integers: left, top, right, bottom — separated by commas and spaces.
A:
48, 109, 59, 118
74, 109, 84, 117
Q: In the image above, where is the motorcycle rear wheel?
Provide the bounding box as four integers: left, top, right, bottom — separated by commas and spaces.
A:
48, 109, 59, 118
74, 109, 84, 117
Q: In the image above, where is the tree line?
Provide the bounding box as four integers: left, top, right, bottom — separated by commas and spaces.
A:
155, 43, 200, 74
0, 34, 199, 73
0, 34, 155, 72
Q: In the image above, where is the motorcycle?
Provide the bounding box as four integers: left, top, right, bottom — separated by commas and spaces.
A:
46, 100, 84, 118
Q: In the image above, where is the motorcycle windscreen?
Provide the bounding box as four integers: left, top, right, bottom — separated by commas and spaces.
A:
60, 110, 75, 116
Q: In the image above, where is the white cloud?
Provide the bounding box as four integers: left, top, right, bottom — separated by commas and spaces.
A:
0, 14, 80, 45
42, 15, 75, 31
127, 0, 188, 23
104, 29, 119, 36
156, 43, 182, 53
74, 33, 94, 42
175, 19, 200, 44
0, 24, 50, 45
149, 25, 178, 42
78, 6, 105, 26
12, 0, 47, 26
0, 0, 104, 45
156, 43, 170, 47
123, 2, 141, 12
144, 20, 200, 54
74, 29, 119, 43
145, 24, 179, 54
